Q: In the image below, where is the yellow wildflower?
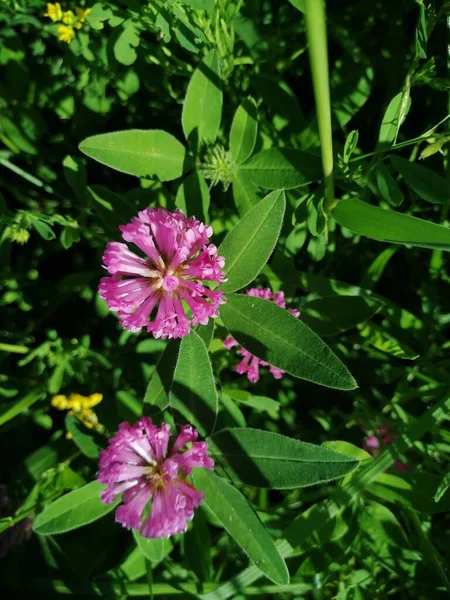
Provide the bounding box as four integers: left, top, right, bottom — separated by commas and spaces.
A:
51, 393, 104, 434
52, 394, 70, 410
75, 7, 91, 25
44, 3, 63, 22
57, 24, 75, 43
62, 10, 75, 25
44, 4, 91, 43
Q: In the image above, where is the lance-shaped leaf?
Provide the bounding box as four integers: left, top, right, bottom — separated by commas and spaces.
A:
170, 330, 218, 436
88, 185, 136, 232
143, 340, 180, 411
238, 148, 322, 190
378, 92, 411, 147
220, 294, 357, 390
300, 295, 383, 336
229, 97, 258, 166
33, 481, 118, 535
219, 190, 285, 293
182, 50, 222, 151
367, 472, 450, 514
208, 428, 360, 488
175, 170, 210, 222
79, 130, 192, 180
192, 469, 289, 585
232, 172, 260, 216
390, 155, 449, 204
333, 196, 450, 251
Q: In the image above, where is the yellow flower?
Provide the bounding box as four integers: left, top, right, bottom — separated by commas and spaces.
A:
75, 7, 91, 23
44, 3, 63, 22
51, 392, 104, 433
62, 10, 75, 25
52, 394, 70, 410
57, 24, 75, 43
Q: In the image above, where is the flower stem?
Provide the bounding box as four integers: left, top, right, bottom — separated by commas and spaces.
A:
304, 0, 335, 213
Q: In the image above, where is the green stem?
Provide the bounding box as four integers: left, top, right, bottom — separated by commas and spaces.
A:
146, 559, 154, 600
0, 159, 53, 193
0, 342, 29, 354
350, 113, 450, 163
304, 0, 335, 212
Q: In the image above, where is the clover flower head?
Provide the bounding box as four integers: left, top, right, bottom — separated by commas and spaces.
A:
224, 287, 300, 383
98, 419, 214, 539
99, 207, 227, 340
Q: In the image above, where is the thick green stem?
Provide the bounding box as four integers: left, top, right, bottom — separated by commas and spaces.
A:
304, 0, 335, 212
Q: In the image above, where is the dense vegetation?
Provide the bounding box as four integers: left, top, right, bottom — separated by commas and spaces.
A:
1, 1, 450, 598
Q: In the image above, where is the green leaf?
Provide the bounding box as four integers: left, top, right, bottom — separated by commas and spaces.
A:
88, 185, 136, 232
0, 390, 44, 427
133, 531, 169, 565
182, 50, 222, 151
79, 130, 191, 180
195, 318, 215, 350
192, 469, 289, 585
390, 155, 449, 204
171, 330, 217, 436
378, 92, 411, 147
343, 130, 359, 163
183, 0, 214, 10
33, 481, 118, 535
0, 517, 13, 534
48, 361, 66, 394
358, 321, 419, 360
288, 0, 306, 12
33, 220, 56, 241
63, 155, 87, 204
143, 340, 180, 411
114, 547, 146, 581
239, 148, 322, 190
360, 247, 397, 290
222, 389, 280, 416
230, 97, 258, 166
376, 162, 403, 207
184, 510, 213, 581
357, 501, 419, 576
368, 472, 450, 514
232, 171, 260, 216
114, 21, 140, 66
300, 295, 383, 336
60, 227, 76, 250
220, 294, 357, 390
65, 414, 102, 460
219, 190, 286, 293
333, 196, 450, 251
209, 428, 360, 488
435, 470, 450, 503
175, 170, 210, 222
322, 440, 371, 461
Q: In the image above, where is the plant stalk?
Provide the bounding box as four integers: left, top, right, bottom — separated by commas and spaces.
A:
304, 0, 335, 212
